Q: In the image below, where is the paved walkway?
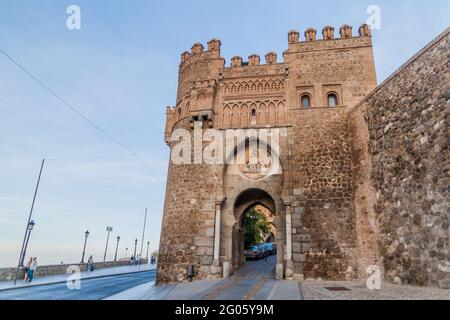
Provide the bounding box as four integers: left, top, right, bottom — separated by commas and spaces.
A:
2, 258, 447, 300
301, 281, 450, 300
0, 270, 155, 300
144, 255, 305, 300
0, 263, 156, 291
141, 257, 450, 300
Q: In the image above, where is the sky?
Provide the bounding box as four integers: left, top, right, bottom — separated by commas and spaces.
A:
0, 0, 449, 267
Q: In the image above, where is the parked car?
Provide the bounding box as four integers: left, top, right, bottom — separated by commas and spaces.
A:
257, 243, 277, 255
269, 243, 277, 255
244, 245, 264, 259
244, 242, 277, 260
258, 243, 277, 255
257, 243, 268, 253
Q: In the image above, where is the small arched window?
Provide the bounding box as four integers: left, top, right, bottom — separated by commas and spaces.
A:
327, 93, 338, 107
251, 108, 256, 117
301, 95, 311, 108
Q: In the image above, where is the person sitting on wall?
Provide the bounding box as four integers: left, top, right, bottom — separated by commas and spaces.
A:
23, 257, 33, 282
27, 257, 38, 282
87, 255, 94, 272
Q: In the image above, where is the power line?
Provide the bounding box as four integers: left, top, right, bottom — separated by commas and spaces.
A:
0, 48, 163, 182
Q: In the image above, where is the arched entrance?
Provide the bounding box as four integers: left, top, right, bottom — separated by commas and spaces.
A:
219, 133, 287, 280
231, 189, 278, 276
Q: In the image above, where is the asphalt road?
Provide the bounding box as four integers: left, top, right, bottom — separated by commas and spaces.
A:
0, 270, 155, 300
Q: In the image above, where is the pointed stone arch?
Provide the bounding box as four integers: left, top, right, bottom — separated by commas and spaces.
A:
268, 102, 276, 125
231, 104, 240, 128
223, 104, 231, 127
241, 103, 249, 127
277, 101, 286, 125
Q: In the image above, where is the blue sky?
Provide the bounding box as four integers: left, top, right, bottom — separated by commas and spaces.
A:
0, 0, 449, 267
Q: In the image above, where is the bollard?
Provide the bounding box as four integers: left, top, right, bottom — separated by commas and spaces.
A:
187, 264, 195, 282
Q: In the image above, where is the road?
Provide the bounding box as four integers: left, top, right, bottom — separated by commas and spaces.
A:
0, 270, 155, 300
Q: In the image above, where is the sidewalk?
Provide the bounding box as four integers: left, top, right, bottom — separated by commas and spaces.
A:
115, 278, 450, 300
104, 257, 450, 300
0, 263, 156, 292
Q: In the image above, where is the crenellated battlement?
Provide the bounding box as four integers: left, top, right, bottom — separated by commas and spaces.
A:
284, 23, 373, 56
179, 38, 223, 67
228, 52, 281, 68
287, 23, 371, 49
179, 24, 371, 70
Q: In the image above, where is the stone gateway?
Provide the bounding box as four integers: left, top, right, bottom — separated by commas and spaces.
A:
157, 24, 450, 288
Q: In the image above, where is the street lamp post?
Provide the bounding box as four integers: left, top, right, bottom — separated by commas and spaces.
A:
138, 209, 148, 268
20, 220, 35, 267
146, 241, 150, 261
114, 236, 120, 262
103, 226, 113, 262
14, 159, 46, 286
81, 230, 89, 263
133, 239, 138, 260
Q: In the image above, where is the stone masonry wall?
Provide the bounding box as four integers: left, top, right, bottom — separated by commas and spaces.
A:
284, 27, 377, 280
289, 107, 358, 280
157, 141, 218, 283
349, 28, 450, 287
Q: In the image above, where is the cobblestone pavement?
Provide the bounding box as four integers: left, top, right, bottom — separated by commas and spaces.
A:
143, 257, 450, 300
302, 281, 450, 300
146, 256, 303, 300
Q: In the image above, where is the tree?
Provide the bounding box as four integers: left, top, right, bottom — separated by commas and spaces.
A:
244, 207, 271, 246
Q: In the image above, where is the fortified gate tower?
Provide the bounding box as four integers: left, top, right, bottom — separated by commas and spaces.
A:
158, 24, 378, 284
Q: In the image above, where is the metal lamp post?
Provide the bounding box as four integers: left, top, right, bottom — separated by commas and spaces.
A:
103, 226, 113, 262
114, 236, 120, 261
20, 220, 35, 267
81, 230, 89, 263
133, 239, 138, 260
14, 159, 45, 285
146, 241, 150, 261
138, 209, 147, 268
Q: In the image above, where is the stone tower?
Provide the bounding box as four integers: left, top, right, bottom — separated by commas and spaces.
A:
158, 23, 378, 284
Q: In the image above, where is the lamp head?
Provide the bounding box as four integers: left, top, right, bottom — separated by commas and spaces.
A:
28, 220, 35, 231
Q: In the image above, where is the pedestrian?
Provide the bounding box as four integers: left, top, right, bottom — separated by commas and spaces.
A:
264, 251, 268, 263
27, 257, 38, 282
87, 255, 94, 272
23, 257, 33, 282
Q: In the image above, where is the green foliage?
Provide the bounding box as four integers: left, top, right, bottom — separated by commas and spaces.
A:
244, 207, 271, 246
